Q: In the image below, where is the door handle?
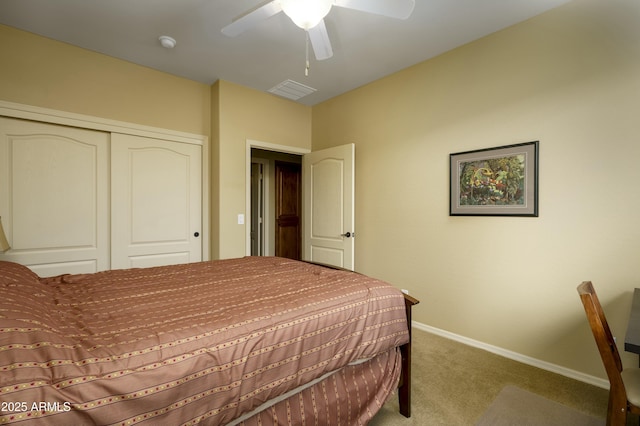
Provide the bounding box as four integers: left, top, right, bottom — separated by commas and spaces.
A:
341, 232, 354, 238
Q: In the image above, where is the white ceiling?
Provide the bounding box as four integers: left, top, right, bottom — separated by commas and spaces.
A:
0, 0, 571, 105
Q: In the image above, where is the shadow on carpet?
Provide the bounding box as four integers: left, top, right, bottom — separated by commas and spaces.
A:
474, 385, 604, 426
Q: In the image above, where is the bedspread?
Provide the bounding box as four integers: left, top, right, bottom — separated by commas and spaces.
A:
0, 257, 409, 425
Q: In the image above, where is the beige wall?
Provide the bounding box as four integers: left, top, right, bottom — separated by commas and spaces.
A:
312, 0, 640, 380
214, 80, 311, 259
210, 83, 221, 259
0, 25, 210, 136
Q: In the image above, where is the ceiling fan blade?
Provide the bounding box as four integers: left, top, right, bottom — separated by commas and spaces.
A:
334, 0, 415, 19
308, 19, 333, 61
221, 1, 282, 37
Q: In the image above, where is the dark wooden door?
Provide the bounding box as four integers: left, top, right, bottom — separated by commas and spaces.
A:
275, 161, 301, 260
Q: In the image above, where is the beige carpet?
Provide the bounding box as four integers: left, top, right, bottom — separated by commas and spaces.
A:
474, 385, 603, 426
369, 328, 611, 425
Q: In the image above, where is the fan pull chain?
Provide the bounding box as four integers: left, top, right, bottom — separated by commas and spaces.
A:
305, 31, 310, 76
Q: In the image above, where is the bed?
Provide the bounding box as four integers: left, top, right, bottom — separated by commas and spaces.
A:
0, 256, 418, 425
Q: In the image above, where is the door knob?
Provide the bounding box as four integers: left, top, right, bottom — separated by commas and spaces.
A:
341, 232, 353, 238
194, 232, 200, 237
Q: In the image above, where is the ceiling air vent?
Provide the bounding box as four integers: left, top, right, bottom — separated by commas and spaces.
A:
268, 79, 317, 101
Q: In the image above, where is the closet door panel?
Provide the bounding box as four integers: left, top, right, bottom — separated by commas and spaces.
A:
0, 117, 109, 275
111, 133, 202, 269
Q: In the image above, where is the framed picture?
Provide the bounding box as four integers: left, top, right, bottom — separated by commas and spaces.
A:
450, 141, 539, 216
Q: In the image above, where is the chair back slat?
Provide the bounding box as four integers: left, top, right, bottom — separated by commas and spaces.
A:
577, 281, 624, 386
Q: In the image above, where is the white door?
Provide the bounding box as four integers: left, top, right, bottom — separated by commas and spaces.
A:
302, 143, 355, 270
0, 117, 110, 276
111, 133, 202, 269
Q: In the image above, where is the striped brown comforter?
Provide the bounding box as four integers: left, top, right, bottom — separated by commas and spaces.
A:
0, 257, 409, 425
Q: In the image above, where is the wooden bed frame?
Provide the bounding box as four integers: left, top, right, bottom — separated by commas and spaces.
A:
400, 293, 420, 417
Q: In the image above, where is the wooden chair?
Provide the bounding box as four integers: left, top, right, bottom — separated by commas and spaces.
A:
577, 281, 640, 425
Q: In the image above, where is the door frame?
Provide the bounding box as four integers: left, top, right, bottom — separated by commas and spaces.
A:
250, 158, 270, 256
245, 139, 310, 256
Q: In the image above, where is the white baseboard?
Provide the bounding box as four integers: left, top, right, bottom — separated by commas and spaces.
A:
412, 321, 609, 390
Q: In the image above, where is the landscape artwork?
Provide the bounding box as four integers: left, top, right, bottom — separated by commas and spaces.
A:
449, 141, 538, 216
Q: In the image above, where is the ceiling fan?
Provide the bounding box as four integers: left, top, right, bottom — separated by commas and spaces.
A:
221, 0, 416, 62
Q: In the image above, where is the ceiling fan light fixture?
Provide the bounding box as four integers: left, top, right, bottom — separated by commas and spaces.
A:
280, 0, 333, 30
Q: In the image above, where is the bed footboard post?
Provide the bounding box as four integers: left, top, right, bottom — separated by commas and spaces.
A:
399, 293, 419, 418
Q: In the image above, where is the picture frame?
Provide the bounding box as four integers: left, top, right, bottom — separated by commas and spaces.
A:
449, 141, 539, 216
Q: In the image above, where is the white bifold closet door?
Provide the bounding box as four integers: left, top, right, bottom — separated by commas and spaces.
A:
0, 116, 110, 276
110, 133, 202, 269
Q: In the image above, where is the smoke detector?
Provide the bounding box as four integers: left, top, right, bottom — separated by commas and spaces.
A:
159, 36, 176, 49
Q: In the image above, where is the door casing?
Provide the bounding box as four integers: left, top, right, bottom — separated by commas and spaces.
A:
245, 140, 310, 256
246, 140, 355, 271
